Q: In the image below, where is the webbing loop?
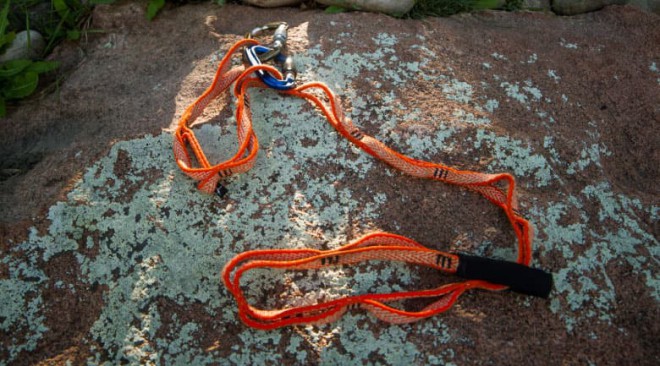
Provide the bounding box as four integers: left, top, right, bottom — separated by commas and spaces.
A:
172, 35, 552, 329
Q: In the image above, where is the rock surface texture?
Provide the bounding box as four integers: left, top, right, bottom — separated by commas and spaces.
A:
1, 3, 659, 365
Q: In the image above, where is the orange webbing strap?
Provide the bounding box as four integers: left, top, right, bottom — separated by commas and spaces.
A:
222, 232, 503, 329
173, 39, 548, 329
173, 38, 263, 194
283, 82, 533, 265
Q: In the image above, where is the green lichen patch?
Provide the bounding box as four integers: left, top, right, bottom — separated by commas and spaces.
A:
532, 183, 657, 332
547, 70, 561, 82
499, 80, 543, 106
473, 130, 556, 187
1, 236, 50, 362
560, 38, 579, 49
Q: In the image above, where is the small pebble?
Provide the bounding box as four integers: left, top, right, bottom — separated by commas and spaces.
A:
0, 30, 46, 62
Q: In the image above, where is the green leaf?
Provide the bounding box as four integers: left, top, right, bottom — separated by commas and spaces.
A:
146, 0, 165, 20
473, 0, 501, 10
0, 97, 5, 117
25, 61, 60, 74
67, 30, 80, 40
325, 5, 347, 14
0, 31, 15, 50
0, 59, 32, 79
0, 1, 13, 51
2, 71, 39, 99
0, 0, 11, 38
53, 0, 71, 21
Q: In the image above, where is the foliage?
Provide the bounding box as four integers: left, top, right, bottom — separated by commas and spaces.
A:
322, 0, 510, 18
7, 0, 96, 52
407, 0, 505, 18
0, 0, 66, 116
0, 0, 230, 116
0, 58, 58, 115
503, 0, 523, 11
147, 0, 165, 20
0, 1, 15, 51
50, 0, 93, 45
325, 5, 347, 14
147, 0, 226, 20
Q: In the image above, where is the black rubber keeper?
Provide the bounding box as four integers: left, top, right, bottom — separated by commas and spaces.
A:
215, 184, 229, 198
455, 254, 553, 298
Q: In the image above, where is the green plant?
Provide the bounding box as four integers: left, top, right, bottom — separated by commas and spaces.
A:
48, 0, 97, 48
0, 0, 232, 116
0, 0, 60, 116
0, 59, 58, 115
504, 0, 523, 11
325, 5, 347, 14
147, 0, 226, 21
407, 0, 502, 18
0, 1, 15, 51
147, 0, 165, 20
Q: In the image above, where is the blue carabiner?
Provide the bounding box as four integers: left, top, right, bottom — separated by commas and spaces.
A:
244, 45, 296, 91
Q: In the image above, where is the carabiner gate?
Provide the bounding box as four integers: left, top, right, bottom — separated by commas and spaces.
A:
243, 22, 296, 91
244, 45, 296, 90
245, 21, 288, 62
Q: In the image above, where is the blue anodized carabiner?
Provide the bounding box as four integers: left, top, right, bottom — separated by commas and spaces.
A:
244, 22, 296, 91
244, 45, 296, 91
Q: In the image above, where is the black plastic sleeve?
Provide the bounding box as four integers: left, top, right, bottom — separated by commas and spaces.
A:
455, 254, 553, 298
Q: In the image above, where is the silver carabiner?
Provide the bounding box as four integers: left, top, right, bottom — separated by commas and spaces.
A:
245, 22, 288, 62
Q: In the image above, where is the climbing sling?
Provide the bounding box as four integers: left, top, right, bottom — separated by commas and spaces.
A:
172, 23, 553, 329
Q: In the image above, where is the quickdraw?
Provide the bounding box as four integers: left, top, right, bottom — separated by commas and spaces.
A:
172, 23, 553, 329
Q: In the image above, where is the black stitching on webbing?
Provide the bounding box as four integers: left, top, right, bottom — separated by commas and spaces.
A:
436, 254, 452, 269
436, 254, 444, 267
434, 168, 449, 179
218, 169, 232, 179
350, 129, 364, 140
322, 255, 340, 265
